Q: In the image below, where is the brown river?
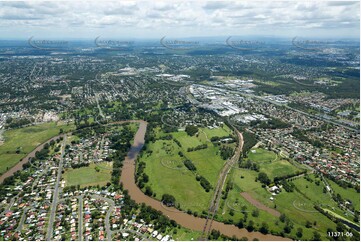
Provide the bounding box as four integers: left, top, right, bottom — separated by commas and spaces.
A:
120, 121, 289, 241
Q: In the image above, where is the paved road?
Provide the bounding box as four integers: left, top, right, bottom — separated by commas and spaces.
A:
95, 93, 105, 119
16, 208, 29, 232
78, 195, 84, 241
46, 134, 67, 240
89, 194, 115, 240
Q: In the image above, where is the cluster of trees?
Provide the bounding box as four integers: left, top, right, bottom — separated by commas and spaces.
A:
187, 144, 207, 152
242, 131, 258, 156
185, 125, 198, 136
238, 159, 260, 171
273, 170, 307, 183
34, 142, 54, 160
161, 194, 176, 206
220, 145, 233, 160
279, 179, 295, 192
253, 117, 291, 129
279, 213, 295, 236
210, 136, 233, 142
183, 160, 197, 171
70, 163, 89, 169
5, 117, 33, 129
173, 139, 182, 147
196, 175, 212, 192
257, 172, 271, 186
292, 128, 323, 148
222, 180, 233, 200
106, 126, 134, 187
136, 162, 148, 189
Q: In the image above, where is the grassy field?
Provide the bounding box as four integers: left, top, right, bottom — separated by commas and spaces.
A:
141, 126, 235, 213
327, 179, 360, 211
0, 121, 75, 174
219, 168, 340, 240
247, 148, 303, 179
216, 147, 345, 240
63, 162, 112, 188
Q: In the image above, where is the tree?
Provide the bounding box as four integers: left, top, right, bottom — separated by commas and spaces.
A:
257, 172, 270, 185
145, 186, 153, 196
209, 230, 221, 240
185, 125, 198, 136
162, 194, 176, 206
296, 228, 303, 238
237, 219, 244, 229
259, 222, 269, 234
246, 220, 255, 232
312, 232, 321, 241
252, 209, 259, 217
279, 213, 287, 223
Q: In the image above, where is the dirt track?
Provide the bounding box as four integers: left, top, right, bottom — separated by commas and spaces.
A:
240, 192, 281, 217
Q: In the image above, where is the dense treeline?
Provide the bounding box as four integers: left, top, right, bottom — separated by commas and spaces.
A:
251, 117, 291, 129
273, 170, 307, 183
187, 144, 207, 152
185, 125, 198, 136
108, 125, 135, 187
238, 159, 260, 171
220, 145, 233, 160
5, 117, 33, 129
71, 163, 89, 169
196, 175, 212, 192
183, 160, 197, 171
241, 131, 258, 156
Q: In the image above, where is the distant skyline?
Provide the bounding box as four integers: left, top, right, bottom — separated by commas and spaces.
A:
0, 0, 359, 39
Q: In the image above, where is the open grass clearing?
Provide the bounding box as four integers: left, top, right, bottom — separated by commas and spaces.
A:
0, 121, 75, 174
63, 162, 112, 188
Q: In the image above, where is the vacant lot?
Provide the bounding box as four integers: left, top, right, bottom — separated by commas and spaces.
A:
0, 122, 74, 174
63, 162, 112, 188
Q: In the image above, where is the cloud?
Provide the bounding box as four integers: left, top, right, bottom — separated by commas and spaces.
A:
0, 0, 358, 39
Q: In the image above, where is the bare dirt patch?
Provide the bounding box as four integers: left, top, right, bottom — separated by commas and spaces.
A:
240, 192, 281, 217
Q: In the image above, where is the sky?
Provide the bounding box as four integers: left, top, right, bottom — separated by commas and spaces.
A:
0, 0, 359, 40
